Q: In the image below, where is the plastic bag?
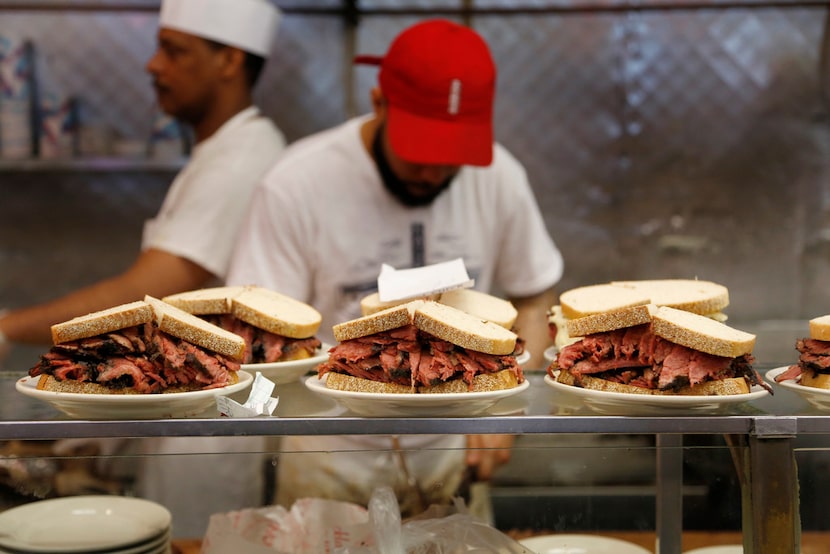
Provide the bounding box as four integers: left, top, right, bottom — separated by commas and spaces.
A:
336, 487, 531, 554
201, 497, 372, 553
202, 487, 531, 553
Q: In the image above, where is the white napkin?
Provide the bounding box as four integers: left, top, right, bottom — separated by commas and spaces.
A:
216, 372, 278, 417
377, 258, 474, 302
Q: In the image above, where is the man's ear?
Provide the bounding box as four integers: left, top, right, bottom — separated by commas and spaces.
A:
220, 47, 247, 80
370, 87, 386, 117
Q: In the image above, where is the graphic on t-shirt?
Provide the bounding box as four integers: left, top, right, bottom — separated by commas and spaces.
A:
336, 221, 481, 316
411, 222, 425, 267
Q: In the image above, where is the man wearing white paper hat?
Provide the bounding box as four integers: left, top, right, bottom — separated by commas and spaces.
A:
139, 0, 285, 281
0, 0, 284, 344
0, 0, 285, 538
138, 0, 286, 540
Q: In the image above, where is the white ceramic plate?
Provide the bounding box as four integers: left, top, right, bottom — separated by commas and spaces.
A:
305, 374, 530, 417
16, 370, 253, 420
516, 350, 531, 367
0, 544, 171, 554
0, 535, 173, 554
766, 366, 830, 410
70, 527, 170, 554
519, 533, 651, 554
544, 373, 770, 416
684, 546, 743, 554
0, 540, 171, 554
0, 496, 170, 552
241, 343, 331, 385
102, 528, 170, 554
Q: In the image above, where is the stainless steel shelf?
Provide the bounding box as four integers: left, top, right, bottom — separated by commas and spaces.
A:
0, 415, 762, 441
3, 370, 829, 440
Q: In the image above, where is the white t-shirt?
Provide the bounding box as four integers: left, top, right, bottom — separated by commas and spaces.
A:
142, 106, 286, 278
137, 106, 285, 538
229, 117, 563, 344
227, 116, 563, 511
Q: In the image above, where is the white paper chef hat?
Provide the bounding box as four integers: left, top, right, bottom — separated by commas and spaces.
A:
160, 0, 281, 58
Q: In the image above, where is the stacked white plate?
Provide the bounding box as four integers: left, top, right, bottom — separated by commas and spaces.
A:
519, 534, 651, 554
0, 496, 172, 553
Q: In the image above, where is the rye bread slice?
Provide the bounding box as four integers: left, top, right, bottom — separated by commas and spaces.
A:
145, 296, 246, 361
51, 301, 154, 344
650, 306, 754, 358
333, 301, 421, 342
559, 283, 651, 320
231, 286, 322, 339
162, 285, 245, 315
565, 304, 655, 338
438, 289, 518, 330
413, 301, 517, 356
809, 315, 830, 341
611, 279, 729, 315
324, 371, 414, 393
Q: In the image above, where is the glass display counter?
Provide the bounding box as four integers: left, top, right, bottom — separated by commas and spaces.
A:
0, 366, 827, 553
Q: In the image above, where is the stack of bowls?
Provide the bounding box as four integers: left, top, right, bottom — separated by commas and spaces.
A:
0, 496, 171, 553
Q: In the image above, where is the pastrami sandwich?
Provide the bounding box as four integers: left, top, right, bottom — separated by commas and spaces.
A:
774, 315, 830, 389
318, 300, 524, 393
550, 303, 770, 396
360, 288, 524, 355
29, 296, 245, 394
163, 285, 322, 364
548, 279, 730, 349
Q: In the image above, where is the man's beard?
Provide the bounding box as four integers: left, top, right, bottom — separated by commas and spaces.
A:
372, 126, 454, 207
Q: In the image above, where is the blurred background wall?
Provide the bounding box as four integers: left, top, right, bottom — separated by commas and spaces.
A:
2, 0, 830, 367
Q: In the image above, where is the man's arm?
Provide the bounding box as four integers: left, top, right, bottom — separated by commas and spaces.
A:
463, 286, 558, 480
510, 286, 557, 371
0, 249, 213, 345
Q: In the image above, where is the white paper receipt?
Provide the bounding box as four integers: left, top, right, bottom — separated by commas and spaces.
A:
377, 258, 474, 302
216, 372, 279, 417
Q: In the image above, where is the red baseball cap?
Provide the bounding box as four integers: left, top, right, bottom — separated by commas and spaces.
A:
355, 20, 496, 166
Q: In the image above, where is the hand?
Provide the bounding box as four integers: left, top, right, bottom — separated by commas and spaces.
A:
464, 434, 514, 481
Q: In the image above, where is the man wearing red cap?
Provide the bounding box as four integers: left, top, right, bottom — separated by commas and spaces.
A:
229, 19, 563, 512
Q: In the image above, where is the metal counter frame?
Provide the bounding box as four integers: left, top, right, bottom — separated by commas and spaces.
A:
1, 371, 827, 554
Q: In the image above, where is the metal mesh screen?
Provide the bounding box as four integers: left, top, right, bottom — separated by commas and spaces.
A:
2, 1, 830, 328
